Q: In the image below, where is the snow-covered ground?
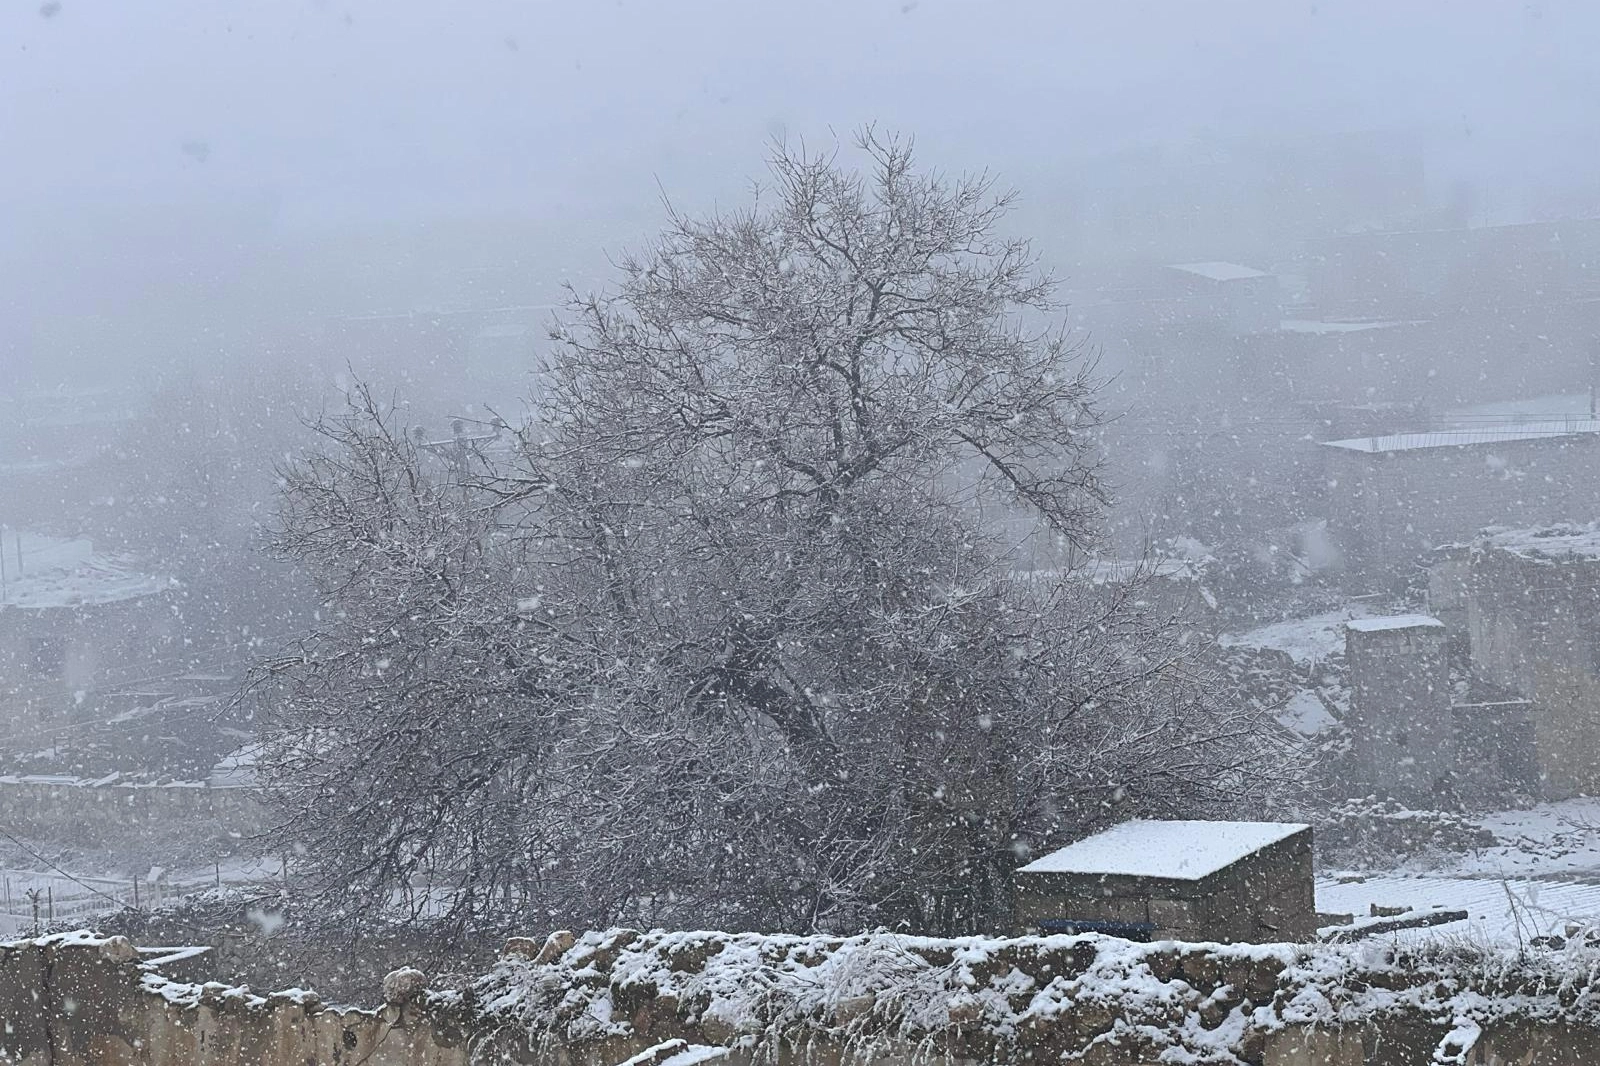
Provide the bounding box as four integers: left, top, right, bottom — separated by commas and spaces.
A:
1277, 690, 1339, 737
1316, 874, 1600, 947
1316, 798, 1600, 948
1430, 798, 1600, 879
0, 529, 171, 608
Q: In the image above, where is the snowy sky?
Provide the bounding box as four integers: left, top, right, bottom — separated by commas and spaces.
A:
4, 0, 1598, 225
6, 0, 1600, 387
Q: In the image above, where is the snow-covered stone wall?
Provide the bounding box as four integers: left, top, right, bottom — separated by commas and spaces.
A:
9, 928, 1600, 1064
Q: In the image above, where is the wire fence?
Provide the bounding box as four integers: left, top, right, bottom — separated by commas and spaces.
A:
0, 861, 284, 937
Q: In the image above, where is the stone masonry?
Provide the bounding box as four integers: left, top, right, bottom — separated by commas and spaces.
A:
1345, 614, 1454, 801
11, 929, 1600, 1064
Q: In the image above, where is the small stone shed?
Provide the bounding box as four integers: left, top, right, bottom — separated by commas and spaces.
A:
1014, 819, 1315, 943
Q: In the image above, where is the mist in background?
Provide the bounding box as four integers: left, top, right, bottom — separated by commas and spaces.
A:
9, 0, 1600, 956
4, 0, 1599, 393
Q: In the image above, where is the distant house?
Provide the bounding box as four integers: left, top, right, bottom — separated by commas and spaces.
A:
1304, 218, 1600, 319
1073, 555, 1219, 630
0, 530, 176, 732
1319, 419, 1600, 575
1460, 524, 1600, 798
323, 303, 549, 406
1014, 819, 1316, 943
1164, 261, 1282, 336
1165, 259, 1279, 320
1344, 615, 1455, 800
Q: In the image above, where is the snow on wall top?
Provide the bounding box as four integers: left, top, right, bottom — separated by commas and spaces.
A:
0, 530, 170, 609
1476, 522, 1600, 563
1167, 260, 1271, 282
1322, 419, 1600, 453
1017, 819, 1309, 880
1345, 614, 1444, 633
462, 925, 1600, 1064
21, 924, 1600, 1066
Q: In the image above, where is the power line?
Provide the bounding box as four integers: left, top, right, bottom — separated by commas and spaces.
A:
0, 825, 126, 909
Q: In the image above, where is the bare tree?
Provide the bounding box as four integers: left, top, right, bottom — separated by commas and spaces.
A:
255, 133, 1301, 938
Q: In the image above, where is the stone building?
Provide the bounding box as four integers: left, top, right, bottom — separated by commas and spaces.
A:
1462, 524, 1600, 798
1164, 261, 1282, 336
1299, 606, 1538, 804
1319, 422, 1600, 577
1344, 615, 1456, 801
1070, 554, 1220, 635
1014, 819, 1315, 943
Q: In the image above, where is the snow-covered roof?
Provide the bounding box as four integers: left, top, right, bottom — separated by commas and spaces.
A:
1322, 419, 1600, 453
1013, 554, 1208, 588
209, 745, 260, 789
1219, 605, 1376, 665
0, 530, 170, 609
1278, 319, 1403, 335
1077, 557, 1205, 584
1167, 261, 1271, 282
1346, 614, 1444, 633
1475, 523, 1600, 563
1018, 819, 1309, 881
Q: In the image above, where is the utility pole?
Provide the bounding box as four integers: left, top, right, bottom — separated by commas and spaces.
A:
1590, 338, 1599, 419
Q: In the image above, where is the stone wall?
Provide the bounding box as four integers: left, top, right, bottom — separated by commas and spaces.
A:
1425, 549, 1471, 655
1345, 618, 1454, 800
0, 934, 472, 1066
1467, 546, 1600, 799
10, 929, 1600, 1065
0, 779, 262, 850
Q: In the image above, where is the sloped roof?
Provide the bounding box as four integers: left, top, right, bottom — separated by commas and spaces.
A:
1168, 261, 1271, 282
1019, 819, 1309, 881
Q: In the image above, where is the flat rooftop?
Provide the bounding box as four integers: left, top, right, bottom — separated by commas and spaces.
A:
1323, 420, 1600, 454
1346, 614, 1444, 633
1019, 819, 1309, 881
1476, 523, 1600, 563
0, 530, 169, 609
